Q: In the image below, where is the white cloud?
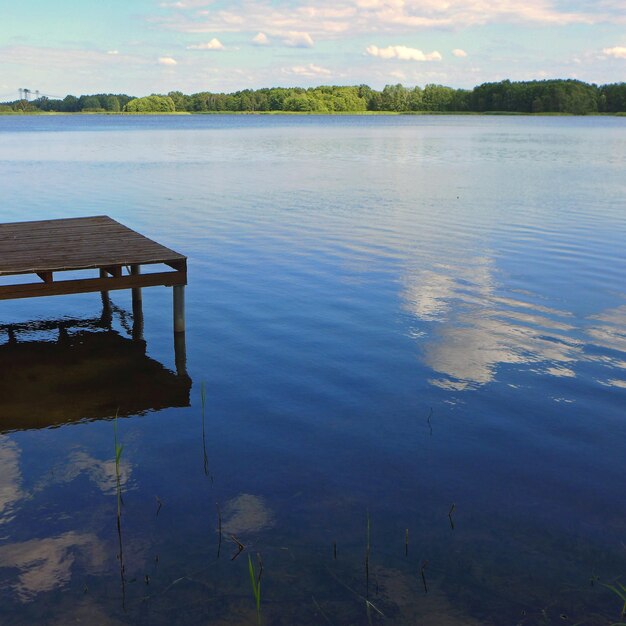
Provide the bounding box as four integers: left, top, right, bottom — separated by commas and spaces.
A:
187, 38, 224, 50
1, 45, 143, 70
283, 31, 314, 47
158, 56, 178, 65
154, 0, 617, 42
252, 32, 270, 45
160, 0, 209, 7
107, 50, 119, 55
602, 46, 626, 59
452, 48, 468, 57
284, 63, 332, 77
366, 45, 442, 61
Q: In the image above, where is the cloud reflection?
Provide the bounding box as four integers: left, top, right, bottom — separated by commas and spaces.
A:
34, 451, 133, 496
587, 304, 626, 388
401, 259, 614, 390
587, 305, 626, 354
0, 438, 25, 525
221, 494, 274, 535
0, 532, 106, 602
0, 441, 129, 603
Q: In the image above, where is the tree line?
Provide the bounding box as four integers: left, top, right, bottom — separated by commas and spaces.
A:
2, 80, 626, 114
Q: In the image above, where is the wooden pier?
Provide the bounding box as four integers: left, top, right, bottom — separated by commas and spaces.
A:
0, 216, 187, 332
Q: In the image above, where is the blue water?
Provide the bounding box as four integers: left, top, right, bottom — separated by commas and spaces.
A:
0, 114, 625, 625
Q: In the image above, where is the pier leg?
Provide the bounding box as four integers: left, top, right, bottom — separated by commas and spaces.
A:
58, 326, 69, 345
174, 330, 188, 377
131, 265, 142, 306
99, 269, 112, 328
173, 285, 186, 333
131, 265, 144, 341
173, 285, 187, 375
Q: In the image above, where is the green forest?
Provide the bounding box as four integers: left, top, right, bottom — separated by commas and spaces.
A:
2, 79, 626, 114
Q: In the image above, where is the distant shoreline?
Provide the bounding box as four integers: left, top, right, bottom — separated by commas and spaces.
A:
1, 110, 625, 117
4, 80, 625, 115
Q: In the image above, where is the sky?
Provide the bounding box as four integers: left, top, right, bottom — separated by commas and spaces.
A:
1, 0, 625, 98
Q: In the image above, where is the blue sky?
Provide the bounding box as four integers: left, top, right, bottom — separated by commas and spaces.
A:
1, 0, 625, 98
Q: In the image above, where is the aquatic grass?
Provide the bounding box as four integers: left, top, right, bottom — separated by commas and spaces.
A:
366, 598, 373, 626
311, 595, 333, 625
365, 511, 371, 598
113, 412, 126, 609
420, 560, 429, 594
448, 503, 456, 530
231, 534, 246, 561
114, 412, 124, 519
200, 381, 210, 479
248, 553, 263, 625
604, 581, 626, 625
216, 502, 222, 559
325, 566, 386, 619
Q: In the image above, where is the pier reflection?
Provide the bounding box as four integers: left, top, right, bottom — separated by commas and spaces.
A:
0, 311, 191, 433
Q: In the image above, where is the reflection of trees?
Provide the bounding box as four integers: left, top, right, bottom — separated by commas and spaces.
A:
403, 259, 626, 390
0, 532, 106, 602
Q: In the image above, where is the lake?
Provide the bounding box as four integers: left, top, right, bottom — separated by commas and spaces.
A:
0, 114, 625, 625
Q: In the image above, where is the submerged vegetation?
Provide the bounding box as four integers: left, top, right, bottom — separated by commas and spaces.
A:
114, 412, 124, 520
113, 413, 126, 608
605, 582, 626, 625
2, 79, 626, 115
248, 554, 263, 625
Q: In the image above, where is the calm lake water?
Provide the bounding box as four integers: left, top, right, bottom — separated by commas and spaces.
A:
0, 114, 625, 625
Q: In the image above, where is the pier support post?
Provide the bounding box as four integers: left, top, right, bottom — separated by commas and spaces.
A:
131, 265, 144, 340
131, 265, 142, 305
173, 285, 185, 333
99, 268, 112, 328
174, 330, 187, 377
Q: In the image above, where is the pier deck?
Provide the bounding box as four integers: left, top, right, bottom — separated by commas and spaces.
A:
0, 215, 187, 301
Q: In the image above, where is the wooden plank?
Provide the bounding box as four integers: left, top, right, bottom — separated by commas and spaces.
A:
1, 258, 184, 277
165, 259, 187, 271
0, 216, 111, 234
0, 270, 186, 301
0, 216, 186, 277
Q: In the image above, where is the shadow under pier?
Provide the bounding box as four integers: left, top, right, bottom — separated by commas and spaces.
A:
0, 314, 192, 434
